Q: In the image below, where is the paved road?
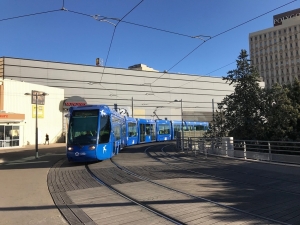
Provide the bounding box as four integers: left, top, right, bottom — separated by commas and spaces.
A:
2, 142, 300, 224
0, 144, 67, 225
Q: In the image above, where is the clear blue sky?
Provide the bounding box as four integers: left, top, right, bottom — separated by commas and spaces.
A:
0, 0, 299, 77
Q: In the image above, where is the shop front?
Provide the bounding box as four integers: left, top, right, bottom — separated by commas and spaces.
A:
0, 113, 25, 148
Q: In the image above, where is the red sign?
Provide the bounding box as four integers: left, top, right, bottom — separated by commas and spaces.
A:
64, 102, 87, 106
0, 115, 8, 118
63, 96, 87, 109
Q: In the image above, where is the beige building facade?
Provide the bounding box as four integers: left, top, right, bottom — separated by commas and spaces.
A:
249, 8, 300, 87
0, 57, 237, 137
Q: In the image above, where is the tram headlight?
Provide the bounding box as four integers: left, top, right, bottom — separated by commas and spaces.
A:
88, 145, 96, 150
67, 146, 73, 151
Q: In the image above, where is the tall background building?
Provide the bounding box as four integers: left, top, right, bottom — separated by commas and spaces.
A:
249, 8, 300, 87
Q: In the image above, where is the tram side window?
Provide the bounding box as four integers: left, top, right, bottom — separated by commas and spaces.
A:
146, 124, 151, 135
128, 123, 137, 137
151, 124, 156, 141
158, 124, 170, 134
99, 115, 111, 143
195, 125, 205, 131
122, 124, 126, 137
113, 125, 121, 140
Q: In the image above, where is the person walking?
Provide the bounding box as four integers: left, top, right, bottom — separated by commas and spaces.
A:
44, 133, 49, 145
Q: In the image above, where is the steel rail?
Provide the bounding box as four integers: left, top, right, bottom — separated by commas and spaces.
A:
110, 145, 291, 225
85, 164, 185, 225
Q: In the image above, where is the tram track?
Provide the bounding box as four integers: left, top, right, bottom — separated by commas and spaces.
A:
49, 143, 300, 224
107, 145, 290, 225
85, 164, 184, 225
158, 144, 300, 196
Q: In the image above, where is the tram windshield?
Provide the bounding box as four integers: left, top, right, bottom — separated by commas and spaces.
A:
68, 110, 99, 145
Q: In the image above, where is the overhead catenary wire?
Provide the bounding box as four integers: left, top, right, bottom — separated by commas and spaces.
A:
98, 0, 145, 84
4, 74, 234, 94
149, 0, 297, 86
1, 1, 297, 104
0, 9, 62, 22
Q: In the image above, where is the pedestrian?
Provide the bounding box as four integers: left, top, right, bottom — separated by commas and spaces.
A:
45, 133, 49, 145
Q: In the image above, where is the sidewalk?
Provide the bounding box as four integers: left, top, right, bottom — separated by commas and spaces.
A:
0, 144, 67, 225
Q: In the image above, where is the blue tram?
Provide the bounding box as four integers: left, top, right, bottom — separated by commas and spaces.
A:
67, 105, 125, 162
66, 104, 208, 162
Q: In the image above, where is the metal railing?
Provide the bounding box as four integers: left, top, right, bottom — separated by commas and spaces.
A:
176, 136, 300, 165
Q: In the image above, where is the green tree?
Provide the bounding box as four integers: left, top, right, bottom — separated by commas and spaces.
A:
263, 83, 297, 140
216, 49, 266, 139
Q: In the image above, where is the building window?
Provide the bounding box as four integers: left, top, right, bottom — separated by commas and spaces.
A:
251, 37, 252, 41
289, 27, 292, 32
295, 34, 298, 39
279, 30, 281, 34
274, 31, 276, 35
255, 36, 257, 40
290, 36, 292, 40
295, 26, 297, 31
290, 43, 293, 48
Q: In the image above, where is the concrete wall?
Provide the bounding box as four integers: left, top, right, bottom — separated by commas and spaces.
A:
3, 79, 64, 146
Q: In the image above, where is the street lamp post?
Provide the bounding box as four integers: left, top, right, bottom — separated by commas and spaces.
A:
174, 99, 184, 150
25, 92, 48, 159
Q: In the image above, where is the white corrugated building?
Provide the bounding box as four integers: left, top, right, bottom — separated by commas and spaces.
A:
0, 79, 64, 147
